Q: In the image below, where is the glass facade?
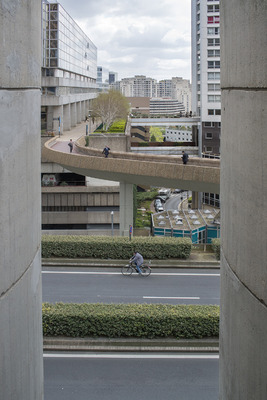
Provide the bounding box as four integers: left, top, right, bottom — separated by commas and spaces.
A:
42, 2, 97, 79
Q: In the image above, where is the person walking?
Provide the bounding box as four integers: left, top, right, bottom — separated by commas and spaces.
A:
102, 145, 110, 158
182, 151, 189, 164
130, 251, 144, 275
68, 139, 73, 153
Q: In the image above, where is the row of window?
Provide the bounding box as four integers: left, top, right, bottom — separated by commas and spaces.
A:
208, 27, 220, 35
208, 16, 220, 24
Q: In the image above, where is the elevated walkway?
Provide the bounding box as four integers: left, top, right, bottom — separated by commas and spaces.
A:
42, 136, 220, 194
42, 133, 220, 235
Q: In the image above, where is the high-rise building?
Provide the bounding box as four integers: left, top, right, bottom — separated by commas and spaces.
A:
191, 0, 221, 155
157, 78, 192, 113
41, 1, 97, 134
119, 75, 157, 98
97, 66, 110, 92
109, 71, 118, 85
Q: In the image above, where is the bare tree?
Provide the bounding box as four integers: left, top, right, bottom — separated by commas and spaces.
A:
91, 90, 130, 131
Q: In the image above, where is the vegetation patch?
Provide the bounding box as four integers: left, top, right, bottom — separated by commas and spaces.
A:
41, 235, 192, 259
42, 303, 219, 339
212, 238, 220, 260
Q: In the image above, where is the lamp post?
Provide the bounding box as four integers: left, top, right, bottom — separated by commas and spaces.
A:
111, 211, 114, 237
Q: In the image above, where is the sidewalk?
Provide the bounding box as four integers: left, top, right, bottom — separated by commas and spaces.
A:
43, 337, 219, 353
42, 250, 220, 268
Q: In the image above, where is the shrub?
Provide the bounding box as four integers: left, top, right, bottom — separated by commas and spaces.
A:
212, 238, 220, 260
42, 303, 219, 339
85, 136, 89, 146
41, 235, 192, 259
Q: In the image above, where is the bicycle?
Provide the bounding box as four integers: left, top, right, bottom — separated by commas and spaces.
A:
121, 260, 151, 277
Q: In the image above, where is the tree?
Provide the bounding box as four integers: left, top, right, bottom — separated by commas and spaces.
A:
91, 90, 130, 131
149, 127, 164, 142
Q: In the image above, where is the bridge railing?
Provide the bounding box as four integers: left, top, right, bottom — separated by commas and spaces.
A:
74, 136, 220, 168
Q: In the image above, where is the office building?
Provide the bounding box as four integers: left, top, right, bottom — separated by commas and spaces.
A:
191, 0, 221, 155
41, 1, 97, 134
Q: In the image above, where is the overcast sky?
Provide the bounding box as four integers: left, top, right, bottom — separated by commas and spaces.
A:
58, 0, 192, 82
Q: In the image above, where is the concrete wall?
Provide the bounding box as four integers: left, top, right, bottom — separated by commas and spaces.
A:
220, 0, 267, 398
0, 1, 43, 399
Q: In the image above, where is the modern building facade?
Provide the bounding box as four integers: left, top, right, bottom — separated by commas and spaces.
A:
165, 127, 193, 142
191, 0, 221, 155
41, 1, 97, 134
149, 98, 185, 115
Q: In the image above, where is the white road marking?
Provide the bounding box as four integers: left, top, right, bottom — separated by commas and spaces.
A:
143, 296, 200, 300
42, 271, 220, 277
43, 353, 219, 359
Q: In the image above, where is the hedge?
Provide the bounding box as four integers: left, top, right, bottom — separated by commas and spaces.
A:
42, 303, 219, 339
41, 236, 192, 259
212, 238, 220, 260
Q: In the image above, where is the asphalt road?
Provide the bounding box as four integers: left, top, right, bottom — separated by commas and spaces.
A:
42, 267, 220, 305
44, 352, 219, 400
165, 191, 192, 211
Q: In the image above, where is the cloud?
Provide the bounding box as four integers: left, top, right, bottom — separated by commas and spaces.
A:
57, 0, 192, 81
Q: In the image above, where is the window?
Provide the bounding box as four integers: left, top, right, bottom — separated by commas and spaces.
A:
207, 27, 220, 35
206, 146, 213, 152
207, 38, 220, 46
208, 61, 220, 69
204, 122, 215, 127
208, 109, 221, 115
208, 4, 220, 12
208, 83, 220, 91
205, 132, 213, 139
207, 16, 220, 24
208, 49, 220, 57
208, 95, 221, 102
208, 72, 220, 80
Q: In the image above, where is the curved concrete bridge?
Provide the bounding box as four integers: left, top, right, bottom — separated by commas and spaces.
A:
42, 136, 220, 235
42, 136, 220, 194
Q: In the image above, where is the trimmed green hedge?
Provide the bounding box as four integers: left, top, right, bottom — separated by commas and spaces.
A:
42, 303, 219, 339
41, 236, 192, 259
212, 238, 220, 260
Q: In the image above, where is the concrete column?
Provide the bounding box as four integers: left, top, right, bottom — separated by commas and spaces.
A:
70, 102, 77, 127
0, 1, 43, 399
77, 101, 82, 123
220, 1, 267, 398
82, 101, 86, 120
191, 191, 199, 209
53, 105, 63, 136
63, 103, 71, 131
119, 182, 133, 236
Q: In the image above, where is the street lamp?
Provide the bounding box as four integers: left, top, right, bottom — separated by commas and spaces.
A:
111, 211, 114, 237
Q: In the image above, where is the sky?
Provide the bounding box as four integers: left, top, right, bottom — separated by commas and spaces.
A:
58, 0, 192, 82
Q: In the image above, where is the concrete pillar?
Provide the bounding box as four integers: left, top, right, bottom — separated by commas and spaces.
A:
53, 105, 63, 136
0, 1, 43, 399
70, 102, 77, 127
77, 101, 82, 123
220, 1, 267, 398
63, 103, 71, 131
119, 182, 133, 236
191, 191, 199, 209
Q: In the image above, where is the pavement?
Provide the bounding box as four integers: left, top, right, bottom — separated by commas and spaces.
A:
42, 250, 220, 352
42, 249, 220, 268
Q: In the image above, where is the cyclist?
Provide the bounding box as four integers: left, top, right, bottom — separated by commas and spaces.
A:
130, 251, 144, 275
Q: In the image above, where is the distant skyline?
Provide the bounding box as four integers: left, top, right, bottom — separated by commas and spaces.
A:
57, 0, 192, 82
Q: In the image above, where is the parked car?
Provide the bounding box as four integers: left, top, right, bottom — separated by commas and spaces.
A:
173, 189, 183, 194
154, 199, 162, 207
156, 195, 167, 203
155, 204, 164, 212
